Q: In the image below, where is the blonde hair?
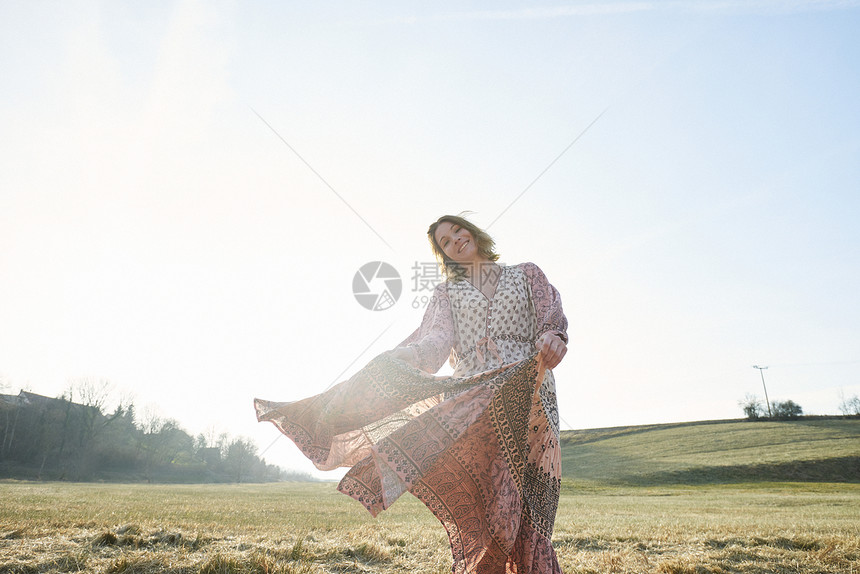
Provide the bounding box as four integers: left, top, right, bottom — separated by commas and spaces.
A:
427, 213, 500, 281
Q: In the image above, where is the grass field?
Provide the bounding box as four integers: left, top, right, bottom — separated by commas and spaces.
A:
1, 481, 858, 574
2, 419, 858, 573
561, 418, 860, 485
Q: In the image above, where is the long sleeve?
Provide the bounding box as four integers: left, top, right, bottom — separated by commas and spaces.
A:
521, 262, 568, 343
397, 281, 455, 373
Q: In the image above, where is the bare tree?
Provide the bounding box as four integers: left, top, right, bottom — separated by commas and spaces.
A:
68, 378, 123, 451
739, 394, 764, 420
204, 425, 221, 450
73, 378, 112, 410
838, 390, 860, 416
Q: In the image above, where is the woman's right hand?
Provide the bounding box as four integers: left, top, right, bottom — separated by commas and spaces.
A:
536, 332, 567, 370
388, 346, 418, 367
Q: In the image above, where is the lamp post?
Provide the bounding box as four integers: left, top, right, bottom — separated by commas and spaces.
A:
752, 365, 772, 418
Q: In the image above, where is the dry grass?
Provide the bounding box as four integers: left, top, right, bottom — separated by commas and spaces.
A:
1, 481, 858, 573
553, 483, 859, 573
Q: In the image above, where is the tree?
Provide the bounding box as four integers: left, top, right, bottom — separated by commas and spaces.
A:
0, 387, 290, 483
1, 377, 21, 460
739, 394, 764, 420
68, 378, 117, 450
771, 399, 803, 420
838, 391, 860, 417
224, 437, 258, 482
0, 404, 20, 460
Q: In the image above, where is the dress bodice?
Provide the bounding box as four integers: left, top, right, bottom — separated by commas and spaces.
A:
447, 265, 538, 377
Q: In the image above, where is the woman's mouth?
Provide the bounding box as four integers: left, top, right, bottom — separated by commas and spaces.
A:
458, 240, 469, 254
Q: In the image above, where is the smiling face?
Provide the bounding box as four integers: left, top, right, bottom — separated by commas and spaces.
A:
427, 214, 500, 281
434, 220, 480, 264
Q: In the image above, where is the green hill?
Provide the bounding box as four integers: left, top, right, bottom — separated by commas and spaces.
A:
559, 417, 860, 486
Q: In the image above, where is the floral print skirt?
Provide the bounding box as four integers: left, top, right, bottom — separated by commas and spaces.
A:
255, 352, 563, 574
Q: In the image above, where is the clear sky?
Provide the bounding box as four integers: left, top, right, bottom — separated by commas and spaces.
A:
2, 1, 859, 478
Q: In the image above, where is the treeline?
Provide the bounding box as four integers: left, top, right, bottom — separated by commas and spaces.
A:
0, 387, 312, 483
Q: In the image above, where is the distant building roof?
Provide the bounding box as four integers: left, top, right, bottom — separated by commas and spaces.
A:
11, 391, 93, 411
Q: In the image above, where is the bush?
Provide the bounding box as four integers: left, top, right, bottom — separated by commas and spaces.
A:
739, 395, 805, 421
739, 394, 765, 420
771, 400, 803, 420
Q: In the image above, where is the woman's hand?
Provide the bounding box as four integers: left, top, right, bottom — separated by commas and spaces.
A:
388, 346, 419, 367
536, 332, 567, 370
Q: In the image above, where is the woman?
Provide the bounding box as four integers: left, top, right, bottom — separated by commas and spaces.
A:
255, 214, 568, 574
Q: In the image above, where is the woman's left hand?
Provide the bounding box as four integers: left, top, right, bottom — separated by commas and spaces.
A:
536, 332, 567, 369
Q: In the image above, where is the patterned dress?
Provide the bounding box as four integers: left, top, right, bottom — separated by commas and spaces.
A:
255, 262, 567, 574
